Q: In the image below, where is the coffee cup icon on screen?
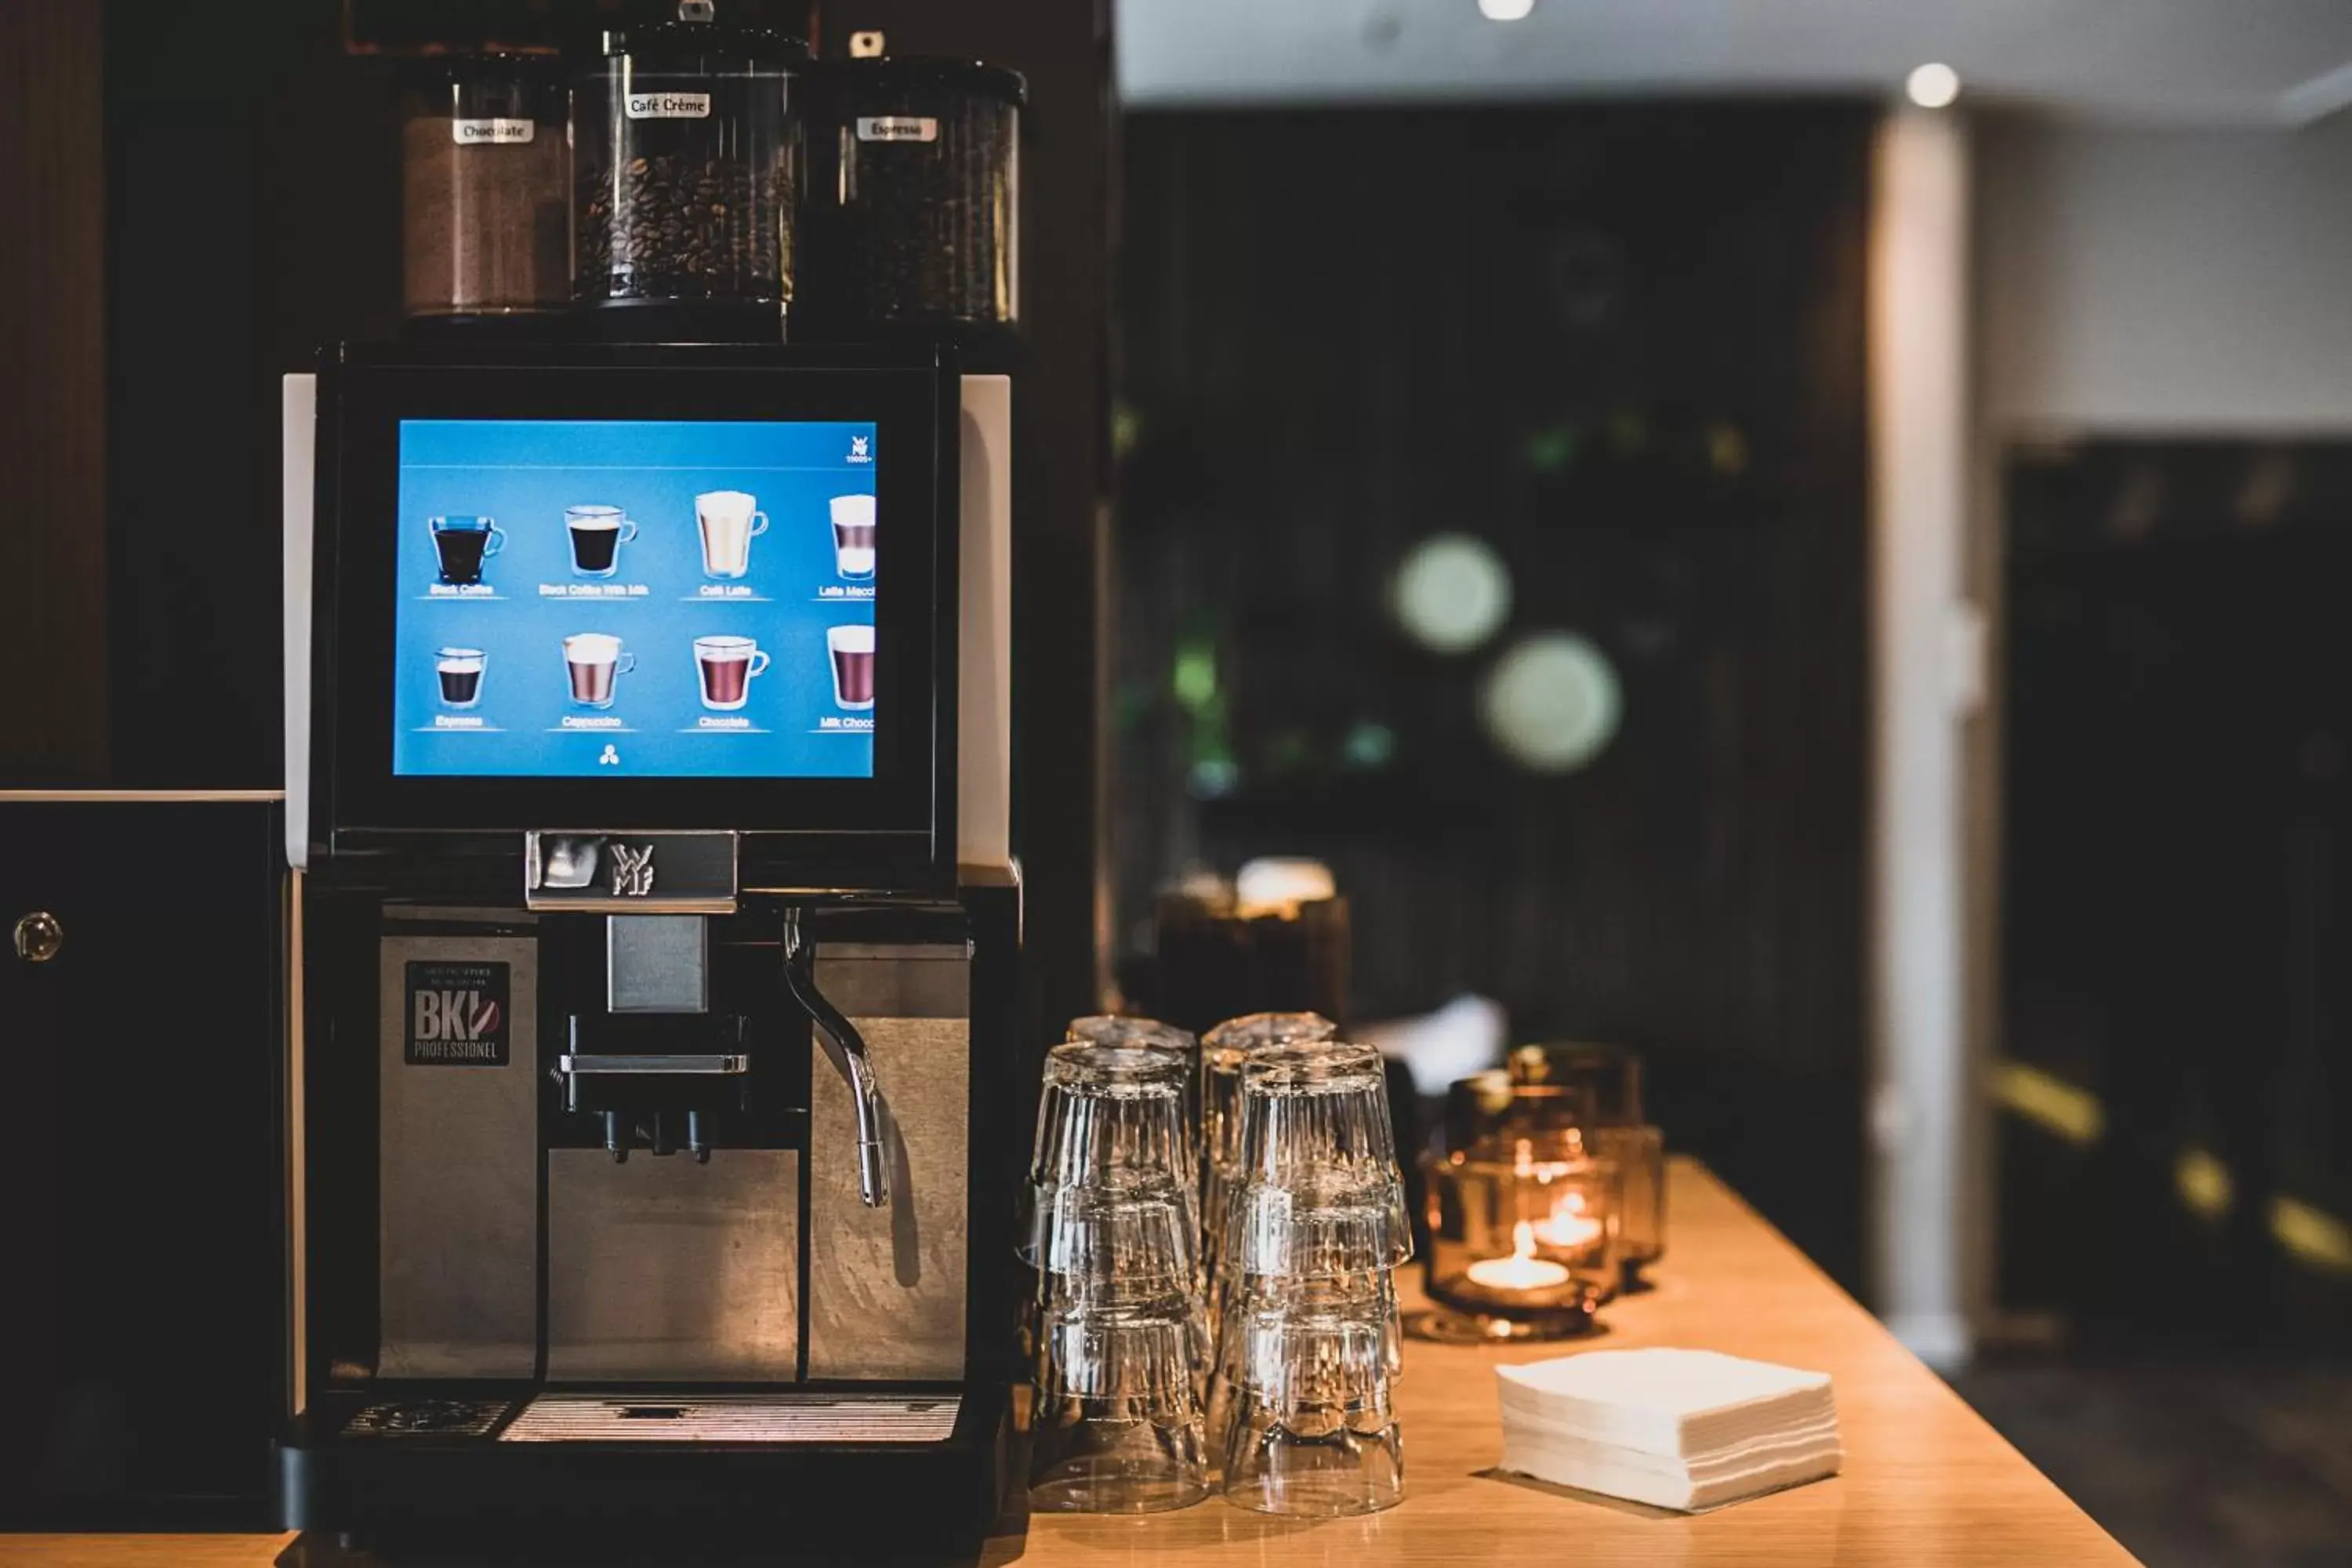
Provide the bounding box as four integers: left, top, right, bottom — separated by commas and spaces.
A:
827, 625, 875, 712
829, 495, 876, 580
697, 490, 768, 579
563, 633, 635, 709
429, 515, 504, 586
565, 505, 638, 578
435, 647, 486, 708
694, 635, 770, 711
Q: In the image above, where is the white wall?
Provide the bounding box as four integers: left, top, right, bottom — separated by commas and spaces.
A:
1979, 112, 2352, 433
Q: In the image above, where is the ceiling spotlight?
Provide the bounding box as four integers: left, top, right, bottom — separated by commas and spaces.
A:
1906, 63, 1961, 109
1478, 0, 1536, 20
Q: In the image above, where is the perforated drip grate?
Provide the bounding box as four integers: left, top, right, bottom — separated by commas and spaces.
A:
498, 1392, 962, 1444
343, 1398, 510, 1438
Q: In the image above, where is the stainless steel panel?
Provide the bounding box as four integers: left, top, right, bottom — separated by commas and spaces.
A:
546, 1149, 800, 1383
816, 943, 971, 1018
807, 945, 970, 1381
607, 913, 709, 1013
499, 1392, 959, 1444
378, 935, 539, 1380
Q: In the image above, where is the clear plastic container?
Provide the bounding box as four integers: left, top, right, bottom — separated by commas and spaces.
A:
572, 3, 805, 315
400, 56, 568, 318
802, 56, 1023, 339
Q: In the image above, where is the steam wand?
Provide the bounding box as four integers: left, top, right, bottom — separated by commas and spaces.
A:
782, 908, 890, 1209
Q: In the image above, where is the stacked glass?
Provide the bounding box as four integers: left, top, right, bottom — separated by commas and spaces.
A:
1207, 1041, 1409, 1516
1069, 1014, 1201, 1155
1024, 1042, 1207, 1513
1200, 1011, 1336, 1291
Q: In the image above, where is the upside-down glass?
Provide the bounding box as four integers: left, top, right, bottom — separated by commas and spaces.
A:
1029, 1304, 1207, 1514
1200, 1012, 1337, 1276
1069, 1014, 1201, 1145
1216, 1282, 1404, 1516
1025, 1042, 1198, 1239
1229, 1042, 1411, 1261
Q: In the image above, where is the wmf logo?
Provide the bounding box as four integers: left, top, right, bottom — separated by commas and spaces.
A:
405, 960, 511, 1066
848, 435, 872, 463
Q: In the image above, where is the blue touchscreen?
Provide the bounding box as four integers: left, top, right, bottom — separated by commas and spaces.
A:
392, 419, 878, 779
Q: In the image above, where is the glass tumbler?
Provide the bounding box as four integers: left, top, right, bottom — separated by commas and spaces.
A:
1202, 1012, 1334, 1278
1026, 1042, 1197, 1225
1217, 1287, 1404, 1517
1229, 1043, 1411, 1260
1030, 1305, 1207, 1514
1069, 1014, 1201, 1145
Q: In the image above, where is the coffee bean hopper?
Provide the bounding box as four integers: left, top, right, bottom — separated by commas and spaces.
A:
572, 1, 806, 341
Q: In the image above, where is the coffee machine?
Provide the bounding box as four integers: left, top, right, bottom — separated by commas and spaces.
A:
277, 342, 1019, 1556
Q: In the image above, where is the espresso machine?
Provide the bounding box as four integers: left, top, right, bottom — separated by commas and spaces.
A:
277, 341, 1020, 1557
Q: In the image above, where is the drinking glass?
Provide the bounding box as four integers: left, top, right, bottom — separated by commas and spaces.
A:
1030, 1185, 1196, 1315
1229, 1043, 1410, 1263
1216, 1284, 1403, 1517
1069, 1014, 1200, 1147
1201, 1012, 1336, 1274
1028, 1042, 1197, 1207
1029, 1304, 1207, 1515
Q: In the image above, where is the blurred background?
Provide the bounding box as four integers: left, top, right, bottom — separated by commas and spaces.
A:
1105, 3, 2352, 1563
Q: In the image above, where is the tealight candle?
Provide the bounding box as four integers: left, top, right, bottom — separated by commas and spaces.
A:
1462, 1219, 1573, 1291
1465, 1252, 1573, 1291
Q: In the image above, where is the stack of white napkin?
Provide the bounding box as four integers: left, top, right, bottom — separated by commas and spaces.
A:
1495, 1348, 1842, 1512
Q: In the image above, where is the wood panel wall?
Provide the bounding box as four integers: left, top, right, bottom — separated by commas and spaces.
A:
1116, 107, 1873, 1283
0, 2, 108, 783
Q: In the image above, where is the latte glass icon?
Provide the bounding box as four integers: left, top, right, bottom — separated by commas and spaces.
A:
429, 515, 504, 586
563, 633, 635, 709
694, 635, 771, 711
565, 505, 638, 578
434, 647, 486, 708
697, 490, 769, 579
829, 494, 877, 579
827, 624, 875, 711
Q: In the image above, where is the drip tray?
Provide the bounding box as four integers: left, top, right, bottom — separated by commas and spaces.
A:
498, 1392, 962, 1444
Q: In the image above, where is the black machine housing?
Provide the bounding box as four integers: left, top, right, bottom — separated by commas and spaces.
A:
279, 340, 1024, 1559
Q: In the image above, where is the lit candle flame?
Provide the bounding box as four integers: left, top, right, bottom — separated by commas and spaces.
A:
1464, 1218, 1573, 1292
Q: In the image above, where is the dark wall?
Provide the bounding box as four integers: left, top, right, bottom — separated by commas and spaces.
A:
1116, 106, 1872, 1283
2001, 440, 2352, 1347
0, 2, 109, 784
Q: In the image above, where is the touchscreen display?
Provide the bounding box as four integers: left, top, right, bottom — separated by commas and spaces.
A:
391, 419, 877, 779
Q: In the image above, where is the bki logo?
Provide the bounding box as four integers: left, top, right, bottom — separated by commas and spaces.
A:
415, 987, 501, 1045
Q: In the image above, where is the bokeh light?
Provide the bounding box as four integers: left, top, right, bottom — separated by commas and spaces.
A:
1392, 533, 1512, 655
1479, 632, 1622, 773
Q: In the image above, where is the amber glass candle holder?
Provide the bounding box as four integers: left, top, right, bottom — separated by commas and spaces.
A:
1414, 1123, 1619, 1343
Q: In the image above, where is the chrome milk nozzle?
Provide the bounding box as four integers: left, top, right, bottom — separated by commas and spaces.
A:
782, 909, 890, 1209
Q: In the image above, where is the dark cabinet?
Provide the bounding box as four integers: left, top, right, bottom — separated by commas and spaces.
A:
0, 795, 283, 1530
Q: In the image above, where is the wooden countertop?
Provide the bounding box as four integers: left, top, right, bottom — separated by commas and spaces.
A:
0, 1159, 2136, 1566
